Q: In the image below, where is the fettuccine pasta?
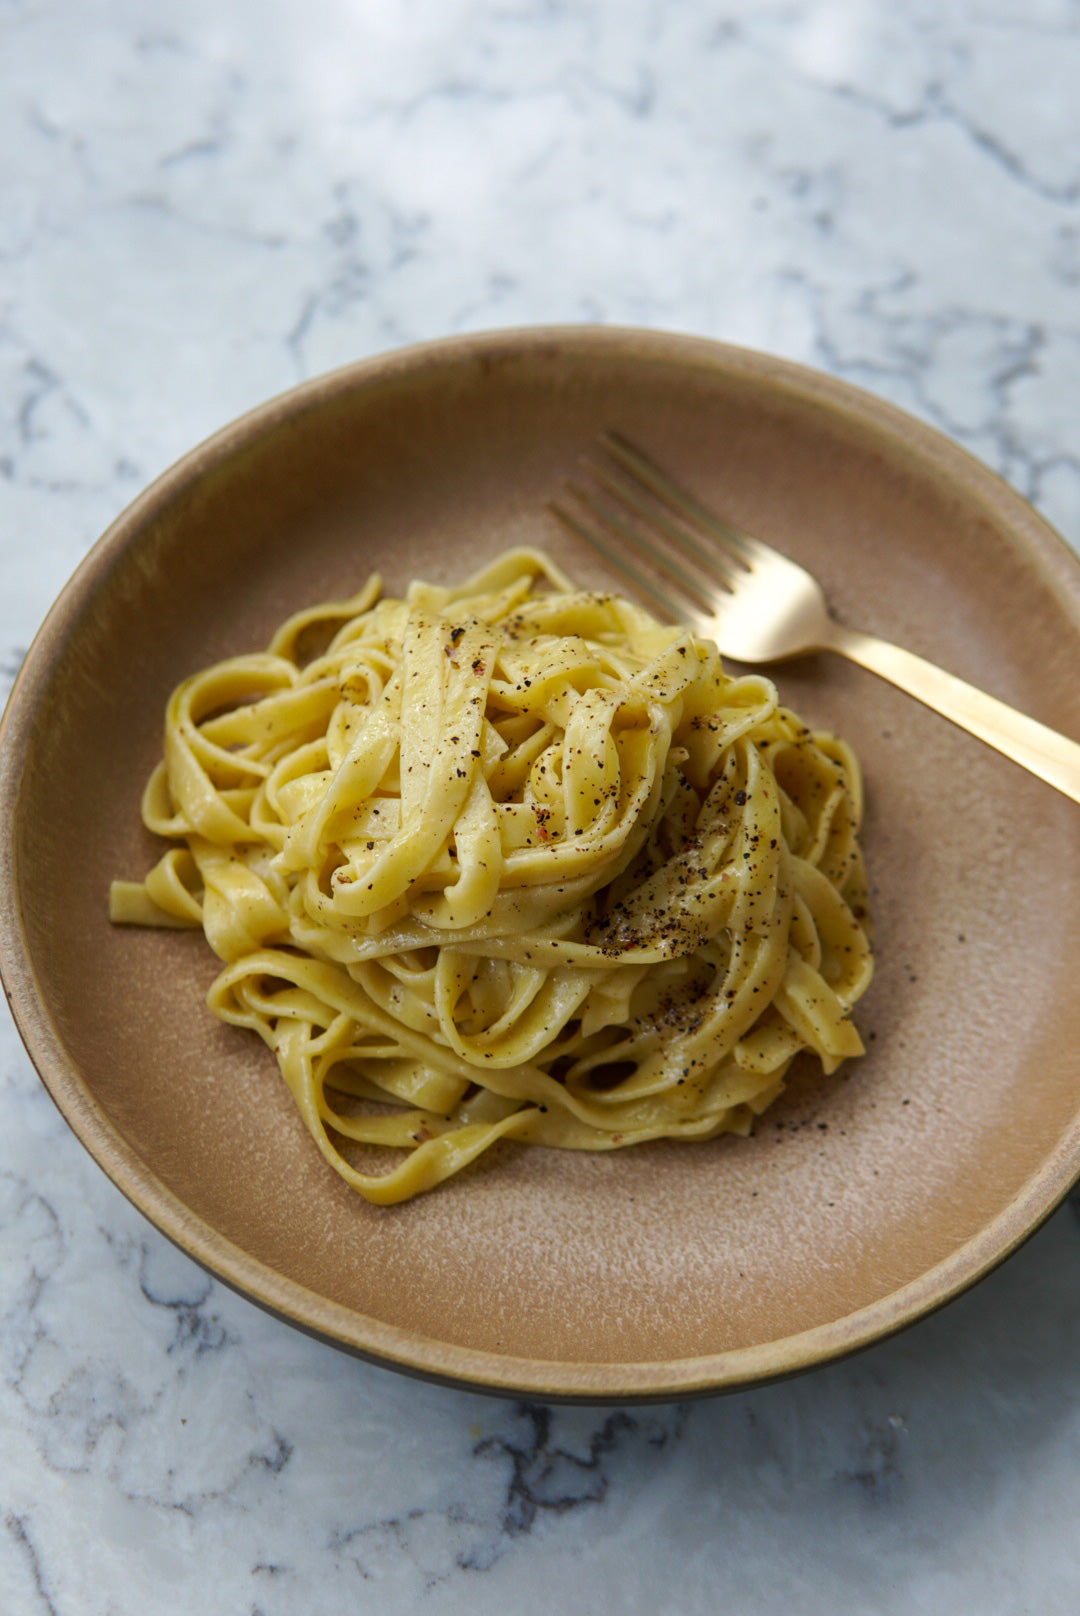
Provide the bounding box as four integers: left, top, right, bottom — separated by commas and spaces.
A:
110, 550, 872, 1204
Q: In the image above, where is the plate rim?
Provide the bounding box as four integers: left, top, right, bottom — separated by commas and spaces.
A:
3, 323, 1080, 1401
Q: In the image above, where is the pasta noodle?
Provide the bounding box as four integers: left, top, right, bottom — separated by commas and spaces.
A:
110, 550, 873, 1204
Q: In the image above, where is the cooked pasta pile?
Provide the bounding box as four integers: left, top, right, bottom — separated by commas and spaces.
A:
110, 550, 873, 1203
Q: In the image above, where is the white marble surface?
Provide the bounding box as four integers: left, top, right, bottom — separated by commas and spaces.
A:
3, 1, 1080, 1610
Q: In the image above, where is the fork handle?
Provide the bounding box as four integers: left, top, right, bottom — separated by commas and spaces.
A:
828, 626, 1080, 806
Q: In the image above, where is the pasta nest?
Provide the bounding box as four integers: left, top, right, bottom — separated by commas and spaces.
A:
112, 550, 873, 1203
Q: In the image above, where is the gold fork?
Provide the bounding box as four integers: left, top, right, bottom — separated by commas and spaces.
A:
551, 431, 1080, 806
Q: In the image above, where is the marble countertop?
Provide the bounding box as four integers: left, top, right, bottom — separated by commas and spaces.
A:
3, 2, 1080, 1611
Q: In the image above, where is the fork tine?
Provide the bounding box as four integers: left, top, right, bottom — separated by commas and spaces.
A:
548, 496, 712, 632
599, 430, 767, 571
565, 478, 732, 608
580, 460, 746, 596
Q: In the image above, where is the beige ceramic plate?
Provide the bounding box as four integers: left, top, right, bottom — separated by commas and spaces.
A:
3, 328, 1080, 1401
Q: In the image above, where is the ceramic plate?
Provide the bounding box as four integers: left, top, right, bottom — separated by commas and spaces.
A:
4, 327, 1080, 1401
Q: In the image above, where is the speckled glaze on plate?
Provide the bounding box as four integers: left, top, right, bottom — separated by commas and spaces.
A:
3, 327, 1080, 1402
